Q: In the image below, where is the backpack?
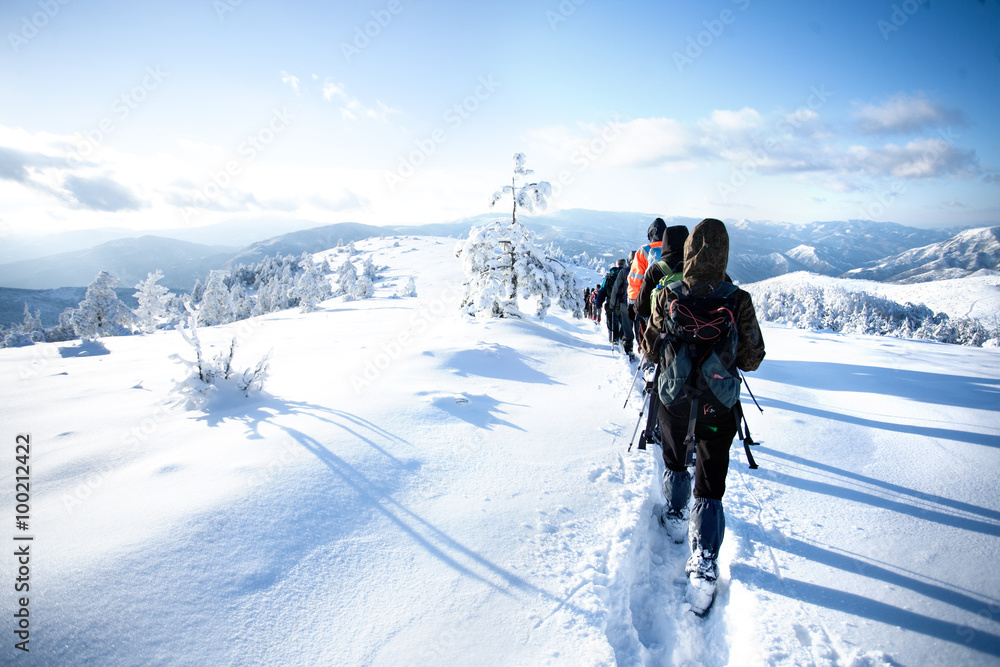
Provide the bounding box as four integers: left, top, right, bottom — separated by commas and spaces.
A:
648, 260, 683, 308
601, 266, 622, 305
656, 280, 741, 450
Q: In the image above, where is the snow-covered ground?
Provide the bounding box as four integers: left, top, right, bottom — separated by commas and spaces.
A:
2, 237, 999, 665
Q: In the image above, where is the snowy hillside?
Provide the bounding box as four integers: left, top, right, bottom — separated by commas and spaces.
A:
845, 227, 1000, 284
744, 272, 1000, 347
2, 237, 1000, 666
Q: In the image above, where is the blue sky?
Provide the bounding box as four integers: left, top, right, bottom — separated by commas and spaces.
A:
0, 0, 998, 235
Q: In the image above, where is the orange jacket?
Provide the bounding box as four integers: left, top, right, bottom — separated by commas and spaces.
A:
627, 241, 663, 302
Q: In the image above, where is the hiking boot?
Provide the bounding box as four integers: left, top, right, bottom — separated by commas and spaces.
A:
658, 507, 689, 544
686, 550, 719, 582
685, 550, 719, 616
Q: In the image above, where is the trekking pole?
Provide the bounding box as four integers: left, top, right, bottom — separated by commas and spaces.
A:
740, 372, 764, 413
627, 391, 650, 452
622, 362, 643, 409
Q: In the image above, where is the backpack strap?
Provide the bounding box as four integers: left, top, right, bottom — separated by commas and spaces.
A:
713, 281, 739, 298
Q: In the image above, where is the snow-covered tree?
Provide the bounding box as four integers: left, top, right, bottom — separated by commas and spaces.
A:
458, 153, 582, 320
361, 255, 378, 281
336, 258, 359, 299
293, 255, 332, 312
353, 274, 374, 299
198, 270, 232, 326
71, 271, 133, 339
489, 152, 552, 225
396, 276, 417, 298
133, 270, 176, 333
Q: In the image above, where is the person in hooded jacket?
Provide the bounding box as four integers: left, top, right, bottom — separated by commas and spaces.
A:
635, 225, 689, 324
642, 218, 765, 600
627, 217, 667, 349
612, 251, 635, 359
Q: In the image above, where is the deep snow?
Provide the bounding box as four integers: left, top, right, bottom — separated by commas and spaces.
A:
1, 236, 999, 666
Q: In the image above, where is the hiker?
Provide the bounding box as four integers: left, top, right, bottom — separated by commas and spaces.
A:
642, 217, 765, 613
592, 286, 601, 323
583, 287, 592, 319
596, 261, 627, 343
627, 217, 668, 347
635, 225, 689, 324
612, 252, 635, 360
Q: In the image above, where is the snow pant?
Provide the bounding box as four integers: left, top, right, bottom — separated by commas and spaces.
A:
631, 307, 644, 352
658, 401, 737, 560
618, 302, 633, 353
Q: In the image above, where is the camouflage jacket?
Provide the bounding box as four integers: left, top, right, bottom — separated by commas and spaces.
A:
642, 218, 765, 371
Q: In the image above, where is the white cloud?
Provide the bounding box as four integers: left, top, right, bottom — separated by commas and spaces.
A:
322, 79, 400, 123
852, 93, 965, 134
280, 70, 301, 96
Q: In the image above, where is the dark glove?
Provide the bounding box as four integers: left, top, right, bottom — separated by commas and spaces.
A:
626, 304, 635, 321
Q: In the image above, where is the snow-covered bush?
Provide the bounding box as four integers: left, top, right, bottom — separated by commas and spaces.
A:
171, 304, 271, 408
71, 271, 134, 339
396, 276, 417, 298
1, 305, 46, 347
133, 270, 176, 333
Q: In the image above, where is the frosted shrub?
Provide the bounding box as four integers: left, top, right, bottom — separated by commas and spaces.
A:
171, 304, 271, 409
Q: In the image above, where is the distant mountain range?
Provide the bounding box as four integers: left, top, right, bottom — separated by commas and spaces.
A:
0, 236, 238, 291
843, 226, 1000, 283
1, 210, 997, 327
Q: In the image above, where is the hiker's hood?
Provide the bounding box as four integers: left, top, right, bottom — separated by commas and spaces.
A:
661, 225, 689, 269
647, 217, 667, 243
683, 218, 729, 290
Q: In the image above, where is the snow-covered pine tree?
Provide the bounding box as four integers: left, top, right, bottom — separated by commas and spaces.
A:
133, 270, 176, 333
458, 153, 580, 320
336, 258, 359, 299
71, 271, 133, 339
293, 255, 332, 312
362, 255, 378, 281
353, 273, 374, 299
198, 270, 232, 326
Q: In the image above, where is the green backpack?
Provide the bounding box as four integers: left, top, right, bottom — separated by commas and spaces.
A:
649, 261, 683, 308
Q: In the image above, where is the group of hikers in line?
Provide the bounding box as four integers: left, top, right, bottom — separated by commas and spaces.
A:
583, 217, 766, 614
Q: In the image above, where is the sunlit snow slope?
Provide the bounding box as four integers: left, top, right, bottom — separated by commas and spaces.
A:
1, 236, 998, 666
